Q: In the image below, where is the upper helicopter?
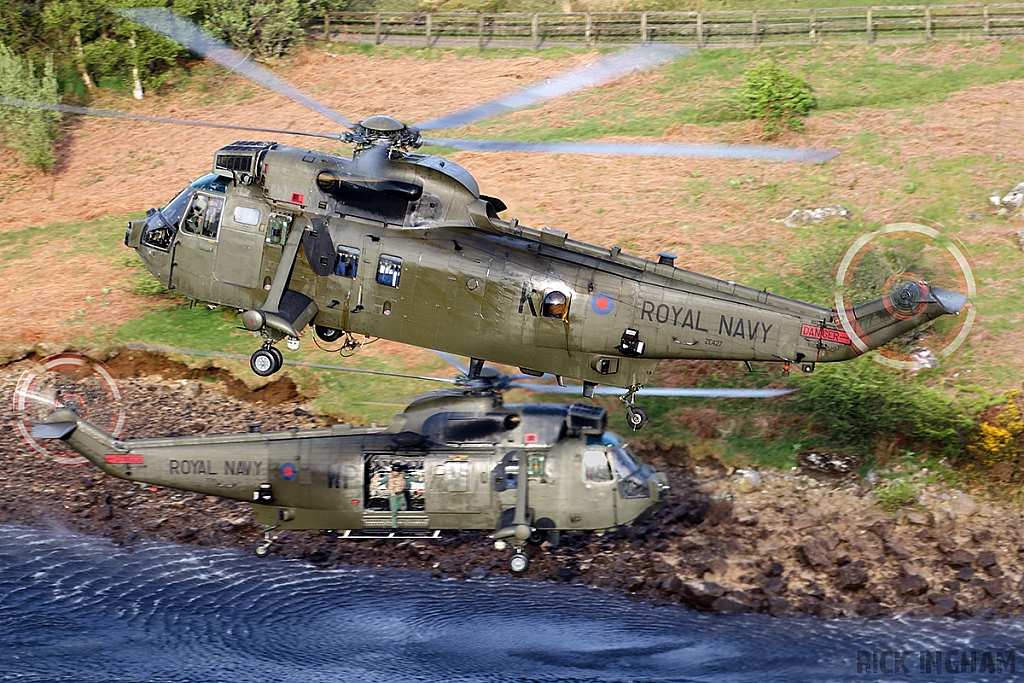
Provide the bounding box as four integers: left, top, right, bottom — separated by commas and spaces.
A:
3, 9, 968, 429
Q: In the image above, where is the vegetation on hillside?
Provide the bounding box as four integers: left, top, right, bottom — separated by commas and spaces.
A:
0, 43, 61, 171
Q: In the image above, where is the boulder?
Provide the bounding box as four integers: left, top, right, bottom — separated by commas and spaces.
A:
947, 491, 979, 519
711, 596, 751, 614
799, 539, 832, 569
975, 550, 997, 567
946, 549, 974, 568
931, 597, 957, 617
768, 597, 797, 616
680, 580, 726, 609
899, 575, 929, 596
836, 564, 870, 590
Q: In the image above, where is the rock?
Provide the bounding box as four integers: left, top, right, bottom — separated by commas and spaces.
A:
865, 469, 880, 487
956, 566, 975, 581
931, 597, 957, 617
768, 597, 797, 616
734, 469, 763, 493
946, 549, 974, 567
885, 538, 912, 560
711, 596, 751, 614
680, 580, 726, 608
660, 575, 683, 594
799, 539, 832, 569
857, 601, 887, 617
947, 491, 979, 519
906, 511, 932, 526
976, 550, 997, 567
763, 577, 787, 595
983, 579, 1006, 597
899, 575, 929, 596
836, 564, 870, 590
776, 204, 853, 228
183, 382, 202, 399
765, 561, 785, 577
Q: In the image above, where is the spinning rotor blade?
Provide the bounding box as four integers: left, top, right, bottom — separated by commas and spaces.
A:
414, 44, 689, 131
119, 8, 356, 130
430, 350, 470, 375
0, 97, 344, 140
422, 137, 837, 163
513, 384, 794, 398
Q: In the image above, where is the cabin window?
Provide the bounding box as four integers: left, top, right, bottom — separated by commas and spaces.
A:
266, 214, 292, 245
542, 290, 569, 319
582, 449, 612, 483
181, 194, 223, 239
233, 205, 261, 227
444, 461, 469, 492
376, 255, 402, 288
335, 246, 360, 278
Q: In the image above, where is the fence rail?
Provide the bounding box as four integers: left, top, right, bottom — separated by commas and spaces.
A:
317, 5, 1024, 49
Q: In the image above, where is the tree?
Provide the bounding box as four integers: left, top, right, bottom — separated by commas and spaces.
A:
203, 0, 305, 60
0, 43, 62, 172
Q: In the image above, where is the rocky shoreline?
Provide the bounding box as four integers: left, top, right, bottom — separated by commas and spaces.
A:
2, 354, 1024, 619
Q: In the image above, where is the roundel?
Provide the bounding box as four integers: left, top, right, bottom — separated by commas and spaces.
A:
280, 463, 298, 481
591, 293, 615, 315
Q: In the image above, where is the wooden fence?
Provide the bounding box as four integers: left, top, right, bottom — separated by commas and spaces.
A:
316, 5, 1024, 49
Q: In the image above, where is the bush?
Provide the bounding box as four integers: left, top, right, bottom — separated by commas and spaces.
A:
876, 480, 917, 512
737, 60, 816, 138
203, 0, 305, 59
0, 43, 61, 172
792, 359, 972, 457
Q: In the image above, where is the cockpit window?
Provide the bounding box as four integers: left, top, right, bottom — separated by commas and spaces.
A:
190, 173, 228, 194
610, 447, 639, 480
159, 187, 193, 229
181, 194, 223, 239
582, 449, 612, 482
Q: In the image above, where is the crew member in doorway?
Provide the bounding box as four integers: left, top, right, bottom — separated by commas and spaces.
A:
388, 465, 407, 529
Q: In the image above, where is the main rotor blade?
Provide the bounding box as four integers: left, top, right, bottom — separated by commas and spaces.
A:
429, 350, 470, 375
414, 44, 689, 131
0, 97, 345, 140
422, 137, 837, 163
125, 343, 458, 384
513, 383, 795, 398
119, 8, 356, 130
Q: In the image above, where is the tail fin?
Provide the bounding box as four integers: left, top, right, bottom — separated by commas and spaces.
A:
840, 281, 967, 356
33, 409, 124, 475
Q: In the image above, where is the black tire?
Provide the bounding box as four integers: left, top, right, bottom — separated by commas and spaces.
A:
250, 349, 278, 377
268, 345, 283, 369
508, 552, 530, 573
254, 543, 270, 558
527, 529, 546, 546
627, 406, 649, 431
314, 325, 343, 342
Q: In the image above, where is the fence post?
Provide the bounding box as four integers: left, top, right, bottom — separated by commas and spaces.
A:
866, 6, 873, 43
374, 13, 382, 45
324, 13, 331, 42
696, 12, 703, 48
925, 6, 932, 40
478, 13, 484, 48
809, 8, 816, 42
752, 11, 758, 45
585, 13, 593, 46
641, 11, 648, 43
426, 12, 432, 47
984, 5, 991, 35
532, 13, 539, 49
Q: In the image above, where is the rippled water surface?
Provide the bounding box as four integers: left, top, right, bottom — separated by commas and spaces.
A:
1, 525, 1022, 683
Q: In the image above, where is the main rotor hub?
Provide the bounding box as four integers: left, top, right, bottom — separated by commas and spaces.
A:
346, 115, 422, 157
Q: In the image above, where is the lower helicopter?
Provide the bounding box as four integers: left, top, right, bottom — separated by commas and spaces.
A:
26, 354, 760, 572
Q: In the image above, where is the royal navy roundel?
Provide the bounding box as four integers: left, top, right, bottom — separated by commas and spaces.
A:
591, 293, 615, 315
280, 463, 297, 480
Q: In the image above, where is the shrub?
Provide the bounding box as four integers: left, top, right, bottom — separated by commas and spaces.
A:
964, 390, 1023, 467
203, 0, 305, 59
737, 60, 816, 138
792, 359, 972, 457
0, 43, 61, 172
876, 480, 917, 512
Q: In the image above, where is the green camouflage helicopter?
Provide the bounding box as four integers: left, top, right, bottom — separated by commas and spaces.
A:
3, 9, 968, 430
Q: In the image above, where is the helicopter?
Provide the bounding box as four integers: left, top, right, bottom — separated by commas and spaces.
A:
28, 360, 673, 574
2, 9, 969, 430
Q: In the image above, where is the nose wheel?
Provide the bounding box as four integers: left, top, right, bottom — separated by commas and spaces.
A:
250, 345, 283, 377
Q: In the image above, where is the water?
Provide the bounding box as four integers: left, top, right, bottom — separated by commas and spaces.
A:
0, 525, 1021, 683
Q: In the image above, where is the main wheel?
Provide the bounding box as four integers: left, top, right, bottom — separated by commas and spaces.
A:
250, 349, 279, 377
268, 345, 283, 368
254, 543, 270, 558
626, 406, 649, 431
314, 325, 343, 342
508, 552, 530, 573
527, 529, 546, 546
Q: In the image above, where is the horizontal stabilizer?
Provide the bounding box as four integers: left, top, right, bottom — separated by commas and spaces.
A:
32, 422, 77, 439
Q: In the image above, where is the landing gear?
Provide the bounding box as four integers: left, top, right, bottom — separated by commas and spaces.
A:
250, 347, 281, 377
527, 529, 546, 546
620, 384, 649, 431
254, 529, 279, 557
626, 406, 649, 431
508, 551, 530, 573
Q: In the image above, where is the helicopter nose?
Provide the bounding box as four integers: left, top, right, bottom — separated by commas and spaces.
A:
930, 287, 968, 315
